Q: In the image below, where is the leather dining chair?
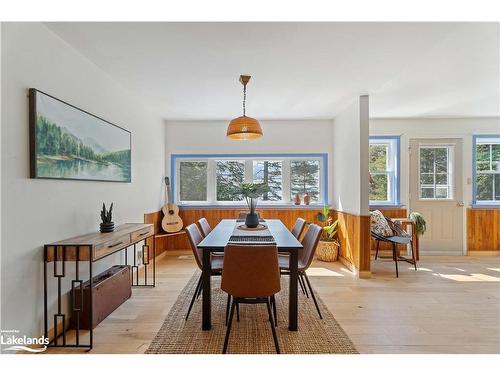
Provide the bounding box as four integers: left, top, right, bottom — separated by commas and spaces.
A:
238, 212, 261, 220
291, 217, 307, 239
279, 223, 323, 319
185, 223, 225, 321
221, 244, 281, 354
197, 217, 212, 237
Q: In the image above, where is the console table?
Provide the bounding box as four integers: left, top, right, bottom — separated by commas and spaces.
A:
44, 223, 156, 350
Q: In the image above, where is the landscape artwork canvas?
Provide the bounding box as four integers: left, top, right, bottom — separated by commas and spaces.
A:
29, 89, 131, 182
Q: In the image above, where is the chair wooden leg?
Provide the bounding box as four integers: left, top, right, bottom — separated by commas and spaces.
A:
266, 298, 281, 354
225, 294, 231, 326
271, 295, 278, 326
196, 277, 203, 299
298, 274, 307, 296
392, 243, 399, 277
375, 240, 380, 260
303, 272, 322, 319
185, 274, 202, 321
223, 300, 236, 354
236, 301, 240, 322
410, 241, 417, 271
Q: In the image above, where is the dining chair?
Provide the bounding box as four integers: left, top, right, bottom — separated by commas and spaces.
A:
371, 217, 417, 278
185, 223, 225, 321
238, 212, 261, 220
221, 244, 281, 354
291, 217, 307, 239
279, 223, 323, 319
197, 217, 212, 237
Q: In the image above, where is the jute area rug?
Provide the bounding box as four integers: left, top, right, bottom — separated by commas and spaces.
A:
146, 271, 358, 354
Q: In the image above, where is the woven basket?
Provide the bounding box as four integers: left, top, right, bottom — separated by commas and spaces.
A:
316, 239, 340, 262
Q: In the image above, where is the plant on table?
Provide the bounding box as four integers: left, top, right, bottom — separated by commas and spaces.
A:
409, 212, 427, 236
235, 182, 270, 228
100, 202, 115, 233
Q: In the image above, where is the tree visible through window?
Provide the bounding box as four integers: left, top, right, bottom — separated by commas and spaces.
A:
253, 161, 282, 201
476, 141, 500, 202
216, 160, 245, 201
369, 144, 389, 201
419, 146, 451, 199
179, 161, 207, 201
290, 160, 320, 201
175, 155, 325, 205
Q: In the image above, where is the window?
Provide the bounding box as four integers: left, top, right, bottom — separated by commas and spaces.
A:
253, 160, 282, 201
419, 145, 453, 199
474, 135, 500, 205
369, 136, 399, 205
216, 160, 245, 201
172, 154, 327, 206
179, 161, 207, 201
290, 160, 320, 202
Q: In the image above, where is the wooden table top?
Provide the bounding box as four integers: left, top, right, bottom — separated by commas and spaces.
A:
198, 219, 303, 250
47, 223, 153, 246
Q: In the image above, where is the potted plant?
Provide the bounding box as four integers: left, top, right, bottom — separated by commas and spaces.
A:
315, 206, 340, 262
100, 202, 114, 233
409, 212, 427, 236
235, 182, 270, 228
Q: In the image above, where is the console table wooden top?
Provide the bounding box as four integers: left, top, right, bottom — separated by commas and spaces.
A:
45, 223, 154, 262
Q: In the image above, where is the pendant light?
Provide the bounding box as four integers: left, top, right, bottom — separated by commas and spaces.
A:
226, 75, 263, 140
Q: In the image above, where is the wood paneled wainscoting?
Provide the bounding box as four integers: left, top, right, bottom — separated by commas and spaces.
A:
467, 208, 500, 251
145, 207, 372, 277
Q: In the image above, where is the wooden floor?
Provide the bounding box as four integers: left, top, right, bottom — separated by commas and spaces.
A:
46, 251, 500, 354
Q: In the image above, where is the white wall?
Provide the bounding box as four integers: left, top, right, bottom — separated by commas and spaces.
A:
370, 117, 500, 208
1, 23, 165, 338
165, 119, 334, 202
332, 96, 370, 215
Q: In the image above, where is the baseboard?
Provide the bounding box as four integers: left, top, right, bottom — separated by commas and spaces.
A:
467, 251, 500, 256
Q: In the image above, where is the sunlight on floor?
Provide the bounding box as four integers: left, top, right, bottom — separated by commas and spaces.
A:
307, 267, 345, 277
435, 273, 500, 282
487, 268, 500, 273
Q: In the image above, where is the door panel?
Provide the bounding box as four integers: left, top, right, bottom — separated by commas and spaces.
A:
409, 139, 463, 254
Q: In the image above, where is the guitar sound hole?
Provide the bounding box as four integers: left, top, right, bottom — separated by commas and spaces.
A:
169, 210, 174, 215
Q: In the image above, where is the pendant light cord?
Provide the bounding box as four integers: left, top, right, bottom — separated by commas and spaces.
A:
242, 83, 247, 117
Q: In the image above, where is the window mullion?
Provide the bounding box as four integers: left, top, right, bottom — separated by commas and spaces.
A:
207, 159, 215, 204
282, 160, 291, 203
244, 159, 253, 183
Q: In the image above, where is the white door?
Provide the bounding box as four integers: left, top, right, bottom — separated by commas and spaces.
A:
409, 138, 464, 254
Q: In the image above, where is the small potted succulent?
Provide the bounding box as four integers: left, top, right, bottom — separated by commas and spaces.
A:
100, 202, 114, 233
235, 182, 270, 228
315, 206, 340, 262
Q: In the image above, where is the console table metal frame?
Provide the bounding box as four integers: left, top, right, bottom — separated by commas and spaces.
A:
43, 223, 156, 351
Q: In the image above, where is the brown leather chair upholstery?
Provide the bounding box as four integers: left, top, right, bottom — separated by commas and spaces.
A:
291, 217, 307, 239
279, 223, 323, 319
184, 223, 224, 320
221, 244, 281, 354
197, 217, 212, 238
238, 212, 261, 220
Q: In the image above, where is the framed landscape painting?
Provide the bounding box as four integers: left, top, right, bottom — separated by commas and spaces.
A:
29, 89, 131, 182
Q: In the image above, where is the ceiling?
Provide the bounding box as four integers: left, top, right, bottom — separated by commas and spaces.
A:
46, 22, 500, 120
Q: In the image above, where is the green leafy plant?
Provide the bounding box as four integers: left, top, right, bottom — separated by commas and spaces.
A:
409, 211, 426, 236
100, 202, 113, 223
235, 183, 270, 214
316, 205, 339, 241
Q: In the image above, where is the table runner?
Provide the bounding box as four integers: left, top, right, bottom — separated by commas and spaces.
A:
228, 221, 276, 244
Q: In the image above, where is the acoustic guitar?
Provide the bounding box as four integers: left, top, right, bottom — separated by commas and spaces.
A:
161, 177, 183, 233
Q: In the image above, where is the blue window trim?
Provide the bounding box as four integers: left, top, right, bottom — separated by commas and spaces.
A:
369, 135, 401, 207
472, 134, 500, 207
170, 153, 329, 206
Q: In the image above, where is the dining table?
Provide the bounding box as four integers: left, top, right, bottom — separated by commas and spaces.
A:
197, 219, 303, 331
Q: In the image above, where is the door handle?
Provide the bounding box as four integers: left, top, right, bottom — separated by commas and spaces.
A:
457, 202, 464, 207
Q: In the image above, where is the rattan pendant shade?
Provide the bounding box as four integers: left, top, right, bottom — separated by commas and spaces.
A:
227, 75, 262, 140
226, 116, 263, 140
